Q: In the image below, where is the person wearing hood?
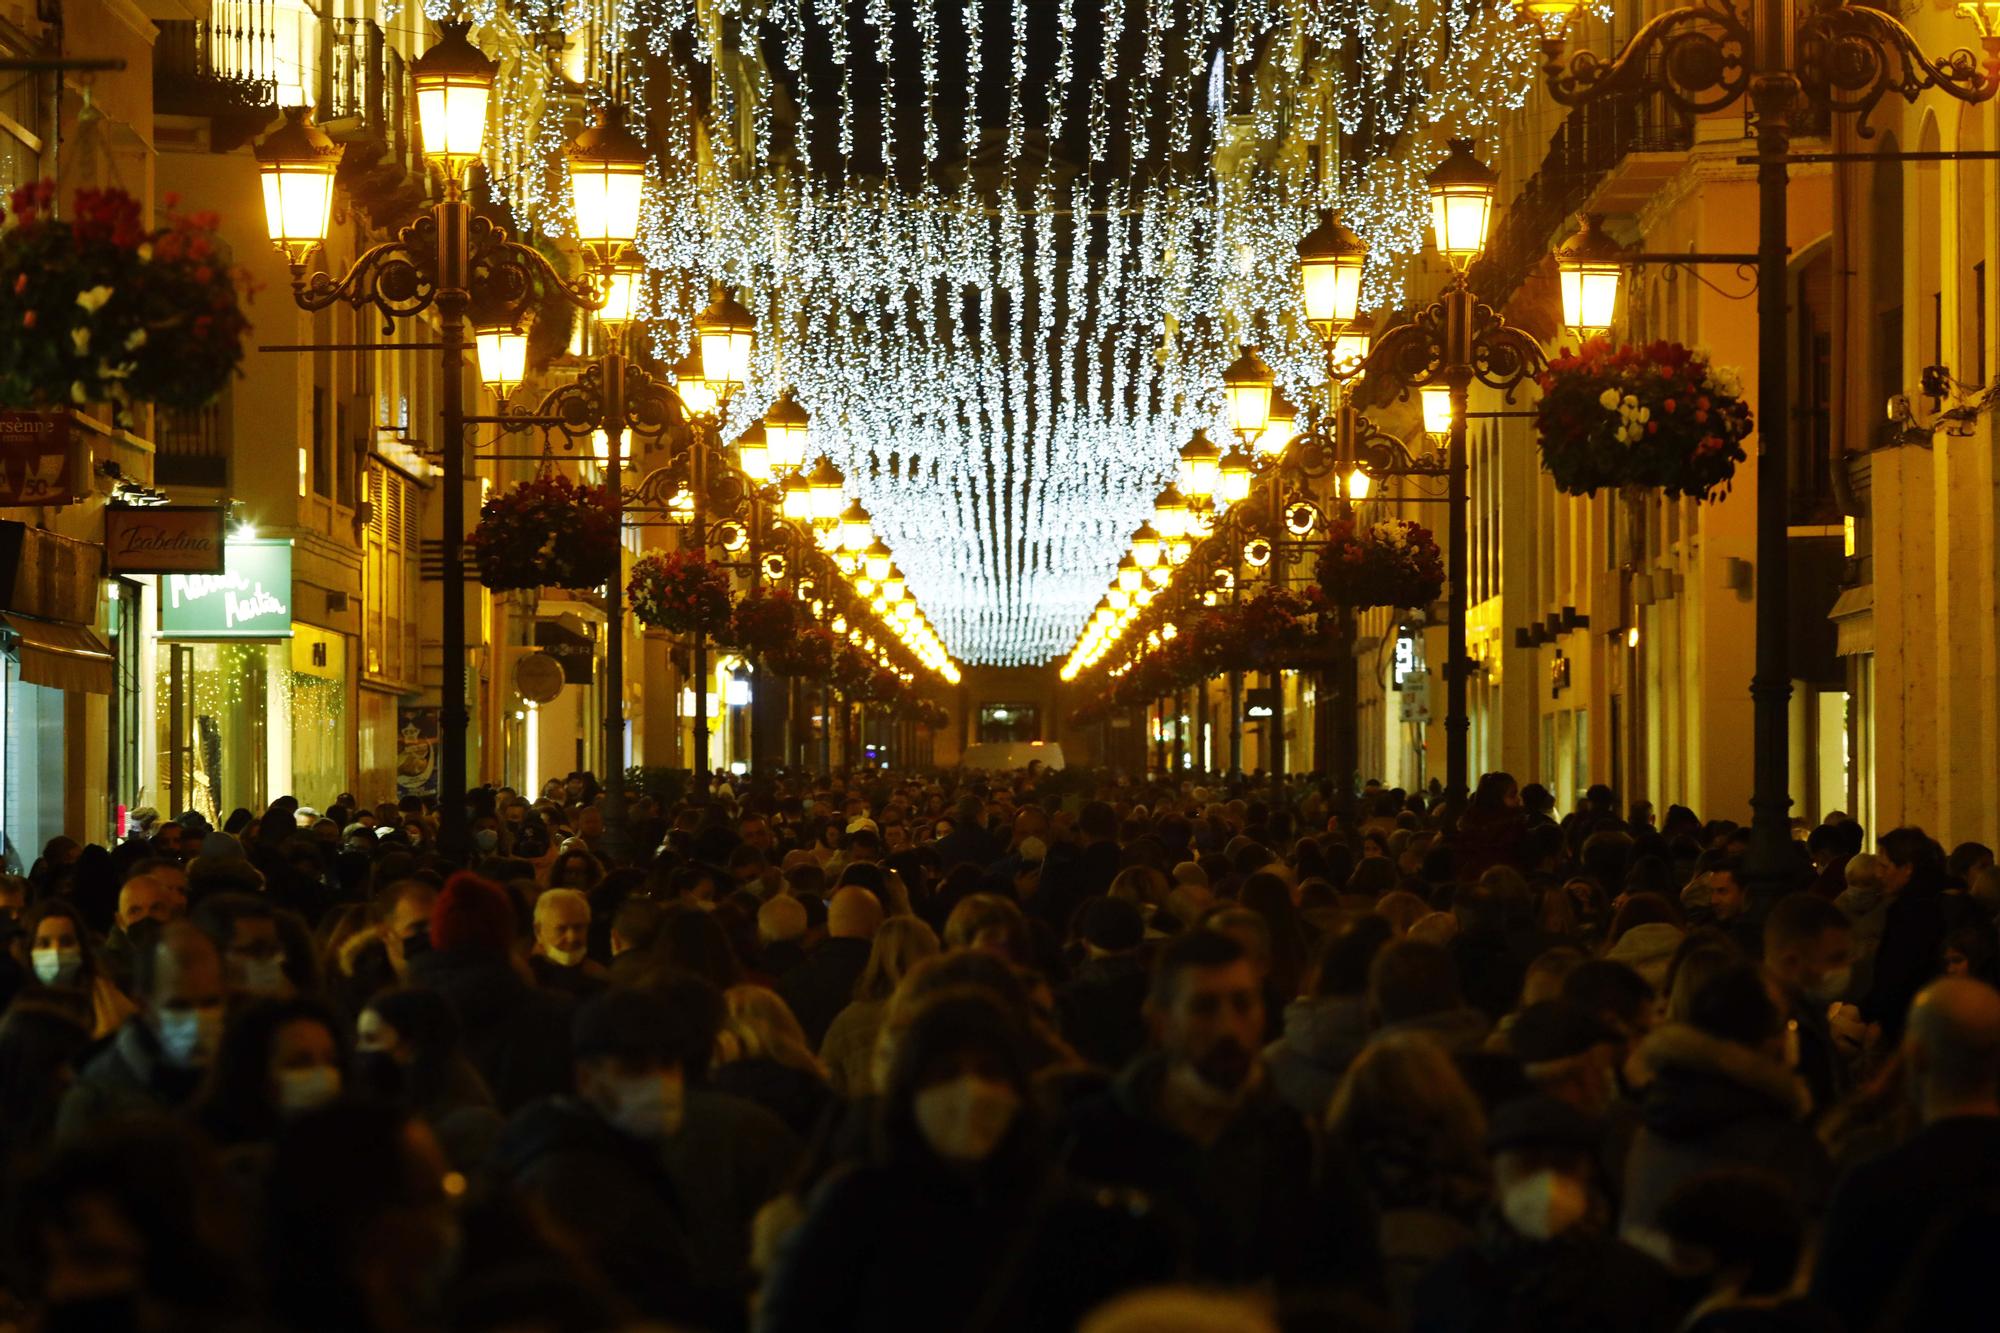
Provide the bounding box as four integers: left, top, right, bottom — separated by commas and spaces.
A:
759, 989, 1178, 1332
57, 922, 229, 1139
1265, 914, 1391, 1120
1412, 1095, 1678, 1333
406, 872, 573, 1113
1061, 928, 1382, 1296
1619, 962, 1833, 1249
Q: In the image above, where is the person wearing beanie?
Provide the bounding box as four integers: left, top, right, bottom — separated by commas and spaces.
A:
407, 872, 573, 1113
1058, 896, 1152, 1070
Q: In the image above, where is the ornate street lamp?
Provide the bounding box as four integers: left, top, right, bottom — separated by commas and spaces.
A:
1217, 446, 1255, 508
567, 105, 647, 265
807, 456, 846, 523
734, 423, 771, 482
1153, 486, 1190, 540
674, 347, 719, 419
410, 21, 494, 183
838, 501, 873, 553
253, 108, 340, 268
863, 539, 893, 583
1178, 431, 1221, 502
780, 473, 812, 522
595, 263, 643, 329
1426, 138, 1499, 266
1259, 391, 1298, 460
1131, 522, 1162, 569
473, 325, 528, 400
696, 288, 757, 391
1222, 345, 1276, 444
1556, 213, 1625, 340
763, 394, 810, 472
1420, 386, 1454, 437
1297, 211, 1367, 340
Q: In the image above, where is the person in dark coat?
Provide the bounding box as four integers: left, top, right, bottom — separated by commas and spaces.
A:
1760, 893, 1856, 1117
1812, 975, 2000, 1332
1861, 827, 1952, 1041
1060, 929, 1383, 1297
1413, 1097, 1679, 1333
1620, 963, 1833, 1246
406, 872, 573, 1114
1451, 773, 1527, 882
1031, 801, 1121, 934
1656, 1169, 1841, 1333
1265, 914, 1391, 1121
757, 990, 1179, 1333
1056, 896, 1152, 1071
778, 886, 882, 1048
491, 987, 714, 1328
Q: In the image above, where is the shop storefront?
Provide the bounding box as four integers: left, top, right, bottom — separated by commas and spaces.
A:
0, 522, 114, 868
155, 537, 350, 818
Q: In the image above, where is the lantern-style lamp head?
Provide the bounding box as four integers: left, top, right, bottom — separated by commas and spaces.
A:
1222, 345, 1275, 442
567, 105, 647, 263
838, 501, 873, 552
1217, 447, 1255, 507
596, 263, 642, 330
1513, 0, 1586, 31
1259, 391, 1298, 459
1556, 213, 1624, 341
808, 456, 845, 523
254, 107, 341, 268
1178, 431, 1222, 501
695, 288, 756, 391
780, 474, 813, 521
1116, 555, 1144, 595
735, 423, 771, 482
1153, 486, 1189, 540
674, 347, 719, 419
411, 21, 495, 185
863, 539, 893, 583
1297, 210, 1366, 337
1332, 331, 1372, 378
880, 568, 907, 603
1130, 522, 1162, 569
1427, 138, 1499, 265
474, 324, 528, 400
763, 393, 809, 472
1345, 467, 1372, 502
1420, 385, 1454, 437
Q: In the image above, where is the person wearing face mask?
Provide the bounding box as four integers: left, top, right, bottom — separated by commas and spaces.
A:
193, 996, 349, 1150
192, 893, 297, 1001
1061, 928, 1383, 1295
757, 990, 1179, 1333
18, 899, 137, 1038
1507, 999, 1640, 1212
57, 922, 229, 1139
1761, 893, 1857, 1118
528, 888, 608, 998
352, 987, 504, 1171
1619, 962, 1833, 1253
1412, 1095, 1678, 1333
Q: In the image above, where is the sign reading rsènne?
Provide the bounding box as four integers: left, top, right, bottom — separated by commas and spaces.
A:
158, 538, 293, 639
0, 411, 73, 506
105, 506, 227, 574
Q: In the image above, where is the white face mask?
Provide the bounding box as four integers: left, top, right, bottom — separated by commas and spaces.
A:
276, 1065, 341, 1114
155, 1006, 225, 1069
473, 829, 500, 853
32, 945, 83, 986
1807, 965, 1853, 1003
602, 1073, 684, 1142
1499, 1170, 1590, 1240
544, 944, 587, 968
913, 1075, 1020, 1163
240, 955, 289, 997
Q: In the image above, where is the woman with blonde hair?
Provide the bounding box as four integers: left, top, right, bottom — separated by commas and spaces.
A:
712, 985, 833, 1140
1327, 1032, 1489, 1317
817, 916, 940, 1096
941, 892, 1032, 965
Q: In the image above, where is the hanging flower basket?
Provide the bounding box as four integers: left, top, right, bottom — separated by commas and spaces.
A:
0, 182, 254, 413
1534, 339, 1754, 501
628, 549, 735, 635
723, 589, 803, 658
471, 473, 619, 591
1315, 517, 1446, 610
831, 642, 877, 698
768, 624, 838, 678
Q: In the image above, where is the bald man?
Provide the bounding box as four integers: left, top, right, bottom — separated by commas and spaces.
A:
117, 874, 182, 930
1814, 976, 2000, 1326
779, 887, 881, 1047
757, 894, 810, 979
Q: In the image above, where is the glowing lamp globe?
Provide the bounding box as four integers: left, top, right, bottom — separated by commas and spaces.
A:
474, 325, 528, 400
1221, 345, 1275, 441
763, 394, 809, 472
254, 107, 341, 267
1556, 213, 1625, 340
695, 288, 757, 390
1427, 138, 1499, 265
567, 106, 647, 261
1297, 210, 1366, 335
411, 22, 495, 181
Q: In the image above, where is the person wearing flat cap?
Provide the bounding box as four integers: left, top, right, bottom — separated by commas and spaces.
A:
1410, 1095, 1679, 1333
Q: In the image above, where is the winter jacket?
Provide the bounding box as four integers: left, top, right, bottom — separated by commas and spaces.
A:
1620, 1024, 1832, 1244
1412, 1208, 1678, 1333
1056, 952, 1152, 1072
709, 1056, 837, 1142
817, 998, 887, 1097
777, 936, 873, 1048
55, 1020, 205, 1141
1604, 922, 1686, 991
1861, 869, 1949, 1039
1264, 995, 1370, 1121
407, 947, 574, 1113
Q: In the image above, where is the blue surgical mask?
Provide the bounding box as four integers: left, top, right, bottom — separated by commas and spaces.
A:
473, 829, 500, 853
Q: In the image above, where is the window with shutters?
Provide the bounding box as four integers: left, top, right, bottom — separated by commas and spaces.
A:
364, 461, 422, 687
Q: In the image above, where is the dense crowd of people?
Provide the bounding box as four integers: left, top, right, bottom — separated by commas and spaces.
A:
2, 764, 1997, 1332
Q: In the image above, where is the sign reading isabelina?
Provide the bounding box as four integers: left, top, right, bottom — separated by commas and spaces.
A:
0, 411, 74, 505
158, 538, 293, 639
104, 506, 227, 574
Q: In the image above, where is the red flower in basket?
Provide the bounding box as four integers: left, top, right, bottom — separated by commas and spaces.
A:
1534, 338, 1753, 501
472, 473, 619, 591
628, 549, 734, 635
1315, 518, 1444, 610
723, 589, 803, 657
770, 625, 837, 678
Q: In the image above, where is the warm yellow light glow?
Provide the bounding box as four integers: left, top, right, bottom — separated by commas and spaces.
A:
1297, 211, 1366, 334
1222, 346, 1275, 441
474, 326, 528, 399
781, 475, 812, 521
1332, 331, 1372, 376
597, 265, 642, 329
763, 394, 809, 472
1131, 522, 1161, 569
863, 540, 893, 582
675, 349, 719, 418
1258, 392, 1298, 459
839, 501, 873, 552
411, 22, 493, 179
1116, 556, 1143, 594
735, 424, 771, 482
1346, 467, 1372, 501
1178, 431, 1221, 500
696, 289, 756, 389
1556, 215, 1624, 339
1427, 138, 1498, 264
808, 457, 845, 522
880, 571, 906, 603
567, 107, 647, 258
1217, 447, 1254, 507
254, 108, 340, 265
1421, 386, 1454, 436
1626, 624, 1641, 648
1153, 487, 1189, 540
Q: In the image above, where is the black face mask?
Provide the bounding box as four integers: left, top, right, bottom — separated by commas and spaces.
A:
352, 1049, 408, 1101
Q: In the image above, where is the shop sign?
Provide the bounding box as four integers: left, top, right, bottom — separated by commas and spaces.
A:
397, 706, 440, 797
1243, 687, 1277, 722
0, 412, 74, 505
534, 617, 595, 684
159, 539, 293, 639
515, 651, 566, 703
104, 506, 226, 574
1400, 670, 1431, 723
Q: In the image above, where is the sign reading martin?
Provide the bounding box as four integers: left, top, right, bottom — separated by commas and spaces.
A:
105, 506, 227, 574
159, 539, 293, 639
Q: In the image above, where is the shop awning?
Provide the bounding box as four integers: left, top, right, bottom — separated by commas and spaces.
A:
0, 613, 113, 694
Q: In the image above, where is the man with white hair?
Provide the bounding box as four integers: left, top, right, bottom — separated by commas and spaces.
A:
531, 887, 607, 997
